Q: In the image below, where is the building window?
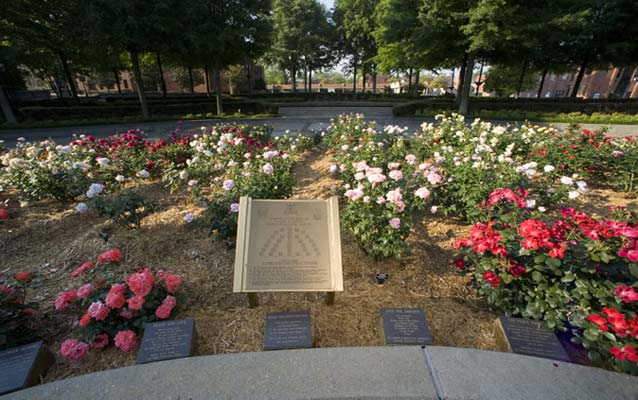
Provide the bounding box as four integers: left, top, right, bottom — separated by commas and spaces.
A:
123, 80, 129, 89
562, 73, 568, 80
545, 91, 551, 98
550, 74, 556, 81
592, 93, 601, 99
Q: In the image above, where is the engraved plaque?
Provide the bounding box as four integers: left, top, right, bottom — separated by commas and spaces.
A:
0, 341, 53, 395
381, 308, 433, 345
233, 197, 343, 292
263, 311, 313, 350
494, 317, 570, 362
136, 319, 195, 364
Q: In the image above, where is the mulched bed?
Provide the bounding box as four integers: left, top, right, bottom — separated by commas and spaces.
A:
0, 146, 634, 383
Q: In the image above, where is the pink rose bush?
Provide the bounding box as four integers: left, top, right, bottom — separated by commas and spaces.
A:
55, 249, 184, 361
0, 271, 40, 348
326, 114, 436, 258
455, 188, 638, 374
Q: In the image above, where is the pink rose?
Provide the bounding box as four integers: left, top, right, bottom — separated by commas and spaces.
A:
163, 274, 183, 294
76, 284, 93, 299
92, 333, 109, 349
114, 330, 137, 353
155, 304, 172, 319
127, 295, 145, 311
389, 218, 401, 229
55, 290, 78, 311
415, 187, 431, 199
60, 339, 89, 361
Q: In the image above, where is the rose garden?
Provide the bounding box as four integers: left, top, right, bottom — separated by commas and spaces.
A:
1, 112, 637, 391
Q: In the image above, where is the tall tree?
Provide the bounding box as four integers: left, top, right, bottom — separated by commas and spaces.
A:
88, 0, 184, 117
268, 0, 332, 93
1, 0, 87, 103
334, 0, 380, 94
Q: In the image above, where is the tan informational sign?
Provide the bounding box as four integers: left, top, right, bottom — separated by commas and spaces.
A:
233, 197, 343, 293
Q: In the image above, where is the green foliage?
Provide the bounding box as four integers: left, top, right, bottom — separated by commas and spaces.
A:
455, 194, 638, 374
91, 189, 153, 229
0, 274, 40, 350
484, 64, 538, 97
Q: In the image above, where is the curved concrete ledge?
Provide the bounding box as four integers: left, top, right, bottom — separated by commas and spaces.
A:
2, 346, 638, 400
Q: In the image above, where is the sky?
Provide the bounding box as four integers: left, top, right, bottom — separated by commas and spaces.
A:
319, 0, 334, 9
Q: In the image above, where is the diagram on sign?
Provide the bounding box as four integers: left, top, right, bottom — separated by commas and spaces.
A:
258, 226, 321, 258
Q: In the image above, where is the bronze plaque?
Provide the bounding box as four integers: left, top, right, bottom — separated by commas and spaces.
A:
233, 197, 343, 292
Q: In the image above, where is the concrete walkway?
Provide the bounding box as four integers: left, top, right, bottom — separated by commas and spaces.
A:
3, 346, 638, 400
1, 106, 636, 148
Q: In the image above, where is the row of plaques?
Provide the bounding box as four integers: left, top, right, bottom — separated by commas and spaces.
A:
1, 313, 589, 395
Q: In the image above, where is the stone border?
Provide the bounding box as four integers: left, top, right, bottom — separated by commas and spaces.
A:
3, 346, 638, 400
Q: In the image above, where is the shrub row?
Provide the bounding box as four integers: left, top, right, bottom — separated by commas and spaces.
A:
394, 98, 638, 117
18, 101, 278, 121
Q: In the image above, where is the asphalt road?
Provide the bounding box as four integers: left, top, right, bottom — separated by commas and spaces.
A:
1, 106, 636, 147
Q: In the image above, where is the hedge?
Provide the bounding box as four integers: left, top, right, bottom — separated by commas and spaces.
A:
18, 101, 278, 121
393, 98, 638, 117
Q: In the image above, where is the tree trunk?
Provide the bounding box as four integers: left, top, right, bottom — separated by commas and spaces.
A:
372, 69, 377, 94
113, 68, 122, 94
475, 62, 484, 96
516, 60, 528, 97
129, 48, 149, 118
188, 66, 195, 94
214, 62, 223, 115
204, 65, 211, 97
362, 70, 366, 92
408, 68, 412, 96
156, 52, 167, 98
291, 65, 297, 92
352, 57, 357, 97
414, 69, 420, 95
571, 59, 588, 98
58, 52, 79, 104
308, 67, 312, 92
537, 67, 548, 98
456, 53, 468, 105
0, 86, 17, 124
458, 56, 475, 115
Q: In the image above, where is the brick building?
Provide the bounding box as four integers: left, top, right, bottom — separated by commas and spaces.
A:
519, 66, 638, 99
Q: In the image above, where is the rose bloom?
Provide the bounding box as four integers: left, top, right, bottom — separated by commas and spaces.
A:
76, 284, 93, 299
79, 313, 91, 327
97, 249, 122, 264
71, 261, 94, 278
262, 163, 274, 174
127, 268, 155, 297
105, 290, 126, 309
60, 339, 89, 361
127, 295, 145, 311
230, 203, 240, 213
222, 179, 235, 191
155, 304, 172, 319
55, 290, 78, 311
92, 333, 109, 349
389, 170, 403, 181
415, 187, 431, 199
114, 330, 137, 353
389, 218, 401, 229
14, 272, 31, 281
164, 274, 183, 294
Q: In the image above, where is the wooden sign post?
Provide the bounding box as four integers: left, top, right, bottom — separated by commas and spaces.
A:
233, 197, 343, 306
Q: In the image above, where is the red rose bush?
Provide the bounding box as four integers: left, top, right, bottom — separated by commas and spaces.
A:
455, 188, 638, 374
56, 249, 184, 361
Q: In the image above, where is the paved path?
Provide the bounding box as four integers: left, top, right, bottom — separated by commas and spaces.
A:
3, 346, 638, 400
1, 106, 636, 147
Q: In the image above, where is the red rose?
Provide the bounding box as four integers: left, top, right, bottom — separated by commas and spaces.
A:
586, 314, 608, 332
453, 258, 465, 270
14, 272, 32, 282
79, 313, 91, 327
92, 333, 109, 349
97, 249, 121, 264
483, 271, 500, 287
0, 208, 8, 220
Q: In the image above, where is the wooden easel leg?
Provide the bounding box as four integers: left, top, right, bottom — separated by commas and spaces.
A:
325, 292, 335, 306
248, 293, 259, 308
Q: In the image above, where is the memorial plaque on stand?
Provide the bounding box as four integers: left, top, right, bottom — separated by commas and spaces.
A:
233, 197, 343, 301
264, 311, 313, 350
136, 319, 195, 364
0, 341, 53, 395
381, 308, 433, 346
494, 317, 570, 362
